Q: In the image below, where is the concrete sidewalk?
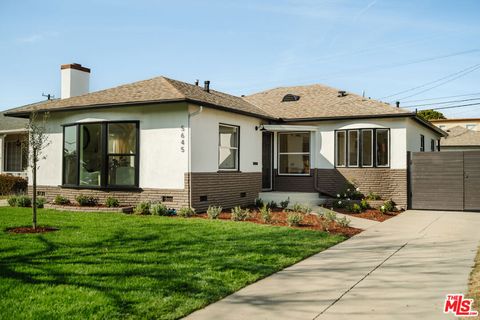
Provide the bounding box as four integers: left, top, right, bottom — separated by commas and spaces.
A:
186, 210, 480, 320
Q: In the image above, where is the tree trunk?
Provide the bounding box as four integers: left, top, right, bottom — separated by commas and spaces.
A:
32, 149, 37, 230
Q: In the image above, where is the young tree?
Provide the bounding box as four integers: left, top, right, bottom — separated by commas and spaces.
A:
24, 111, 51, 229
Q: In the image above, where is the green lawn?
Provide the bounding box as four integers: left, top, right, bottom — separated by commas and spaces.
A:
0, 207, 345, 320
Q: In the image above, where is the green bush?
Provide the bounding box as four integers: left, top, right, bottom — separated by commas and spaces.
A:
151, 202, 169, 216
380, 199, 395, 213
337, 216, 351, 228
105, 197, 120, 208
231, 206, 250, 221
324, 210, 337, 223
36, 197, 46, 208
178, 207, 195, 218
291, 203, 312, 214
287, 212, 303, 226
279, 198, 290, 210
254, 198, 264, 208
134, 201, 151, 215
0, 174, 27, 195
206, 205, 222, 219
259, 204, 272, 223
75, 194, 99, 207
348, 203, 362, 214
366, 192, 381, 200
332, 200, 346, 209
7, 195, 18, 207
54, 195, 70, 205
267, 201, 278, 209
16, 195, 32, 207
360, 198, 369, 210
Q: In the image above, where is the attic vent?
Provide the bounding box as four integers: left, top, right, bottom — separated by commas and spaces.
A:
282, 94, 300, 102
338, 90, 347, 97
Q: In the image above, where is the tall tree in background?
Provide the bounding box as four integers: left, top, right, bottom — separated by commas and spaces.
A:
417, 109, 446, 121
24, 111, 50, 230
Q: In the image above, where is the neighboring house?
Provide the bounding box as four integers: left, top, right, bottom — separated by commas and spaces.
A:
431, 118, 480, 132
0, 112, 28, 178
439, 125, 480, 151
4, 63, 445, 210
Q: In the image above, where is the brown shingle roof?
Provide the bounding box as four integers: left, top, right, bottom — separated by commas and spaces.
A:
5, 76, 274, 119
243, 84, 413, 120
441, 126, 480, 146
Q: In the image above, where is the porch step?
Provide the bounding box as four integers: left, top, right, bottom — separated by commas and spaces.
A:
257, 192, 332, 208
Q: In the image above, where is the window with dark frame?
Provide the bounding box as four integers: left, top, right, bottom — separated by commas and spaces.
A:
430, 139, 435, 152
335, 128, 389, 168
62, 121, 139, 188
420, 134, 425, 152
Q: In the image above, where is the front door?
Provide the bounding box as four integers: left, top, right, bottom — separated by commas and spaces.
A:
262, 132, 273, 190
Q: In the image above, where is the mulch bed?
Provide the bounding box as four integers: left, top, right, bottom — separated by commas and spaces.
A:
6, 226, 59, 234
195, 210, 362, 237
333, 208, 401, 222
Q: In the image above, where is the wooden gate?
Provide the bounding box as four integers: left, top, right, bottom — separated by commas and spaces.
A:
409, 151, 480, 211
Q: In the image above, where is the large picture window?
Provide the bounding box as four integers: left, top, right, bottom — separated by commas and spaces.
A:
62, 121, 139, 188
278, 132, 310, 175
335, 128, 389, 168
218, 124, 239, 170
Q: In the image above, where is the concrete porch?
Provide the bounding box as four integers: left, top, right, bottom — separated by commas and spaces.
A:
258, 191, 331, 208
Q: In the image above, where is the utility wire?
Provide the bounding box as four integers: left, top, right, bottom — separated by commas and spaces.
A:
403, 97, 480, 108
416, 102, 480, 111
381, 62, 480, 100
402, 92, 480, 103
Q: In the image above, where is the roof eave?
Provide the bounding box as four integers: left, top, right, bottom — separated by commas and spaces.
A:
412, 116, 448, 137
279, 112, 414, 122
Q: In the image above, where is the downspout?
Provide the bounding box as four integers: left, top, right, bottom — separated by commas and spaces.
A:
187, 105, 203, 208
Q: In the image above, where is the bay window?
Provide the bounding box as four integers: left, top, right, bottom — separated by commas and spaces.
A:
278, 132, 310, 175
62, 121, 139, 188
335, 128, 389, 168
218, 124, 239, 170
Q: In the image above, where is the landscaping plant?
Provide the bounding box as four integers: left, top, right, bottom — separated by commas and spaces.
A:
7, 195, 18, 207
279, 198, 290, 210
360, 198, 369, 210
54, 195, 70, 205
0, 175, 27, 195
178, 207, 195, 218
134, 201, 151, 215
75, 194, 99, 207
259, 203, 272, 224
348, 203, 362, 214
337, 216, 351, 228
267, 201, 278, 209
151, 202, 169, 216
380, 199, 395, 213
254, 198, 264, 208
324, 210, 337, 223
231, 206, 250, 221
35, 197, 46, 209
366, 192, 381, 200
105, 197, 120, 208
206, 205, 222, 219
287, 212, 303, 226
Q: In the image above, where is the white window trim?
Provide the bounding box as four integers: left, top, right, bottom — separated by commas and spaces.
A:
361, 129, 374, 168
348, 130, 360, 167
218, 124, 239, 171
335, 130, 347, 167
277, 132, 311, 176
376, 129, 390, 168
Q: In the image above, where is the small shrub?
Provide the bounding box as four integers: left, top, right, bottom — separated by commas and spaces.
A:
231, 206, 250, 221
254, 198, 264, 208
291, 203, 311, 214
16, 195, 32, 207
280, 198, 290, 210
324, 210, 337, 223
320, 218, 330, 232
380, 199, 395, 213
134, 201, 151, 215
36, 197, 46, 208
259, 204, 272, 223
333, 200, 346, 208
105, 197, 120, 208
75, 194, 99, 207
348, 203, 362, 214
337, 216, 351, 228
151, 202, 168, 216
178, 207, 195, 218
267, 201, 278, 209
7, 195, 18, 207
287, 212, 303, 226
206, 205, 222, 219
0, 174, 27, 195
366, 192, 381, 200
360, 198, 369, 210
54, 195, 70, 205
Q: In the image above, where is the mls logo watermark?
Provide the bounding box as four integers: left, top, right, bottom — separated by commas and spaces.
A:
444, 294, 478, 317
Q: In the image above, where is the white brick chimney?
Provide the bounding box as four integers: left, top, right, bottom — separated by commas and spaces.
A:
61, 63, 90, 99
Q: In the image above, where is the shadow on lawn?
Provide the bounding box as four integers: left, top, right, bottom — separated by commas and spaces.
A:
0, 225, 338, 317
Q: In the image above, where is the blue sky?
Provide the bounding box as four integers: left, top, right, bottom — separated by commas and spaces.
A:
1, 0, 479, 118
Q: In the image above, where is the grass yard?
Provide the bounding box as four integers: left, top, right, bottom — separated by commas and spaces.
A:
0, 207, 345, 320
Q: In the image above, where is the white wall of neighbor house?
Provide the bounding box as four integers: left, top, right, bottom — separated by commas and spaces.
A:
29, 103, 189, 189
189, 105, 263, 173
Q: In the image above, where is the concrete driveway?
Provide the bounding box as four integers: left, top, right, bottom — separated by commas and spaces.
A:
186, 210, 480, 320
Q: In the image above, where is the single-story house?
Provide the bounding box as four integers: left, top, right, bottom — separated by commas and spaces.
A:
439, 126, 480, 151
0, 112, 28, 179
4, 63, 445, 210
431, 118, 480, 132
